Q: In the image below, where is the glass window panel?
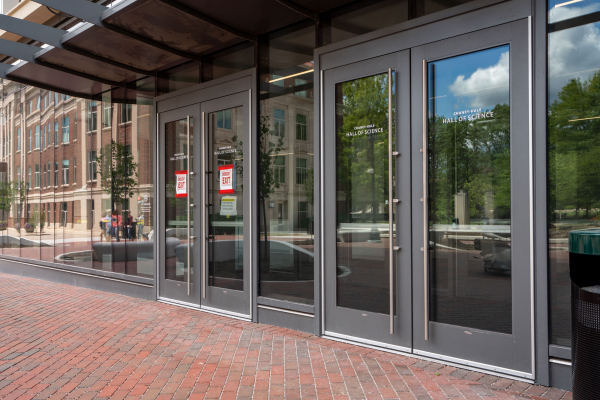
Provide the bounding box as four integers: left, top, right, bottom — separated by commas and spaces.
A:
428, 45, 512, 334
258, 22, 315, 304
549, 0, 600, 23
164, 118, 193, 282
547, 21, 600, 346
335, 73, 393, 314
207, 107, 244, 290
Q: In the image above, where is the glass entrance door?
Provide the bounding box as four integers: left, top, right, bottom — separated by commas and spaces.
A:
411, 21, 533, 377
158, 105, 200, 304
200, 92, 251, 318
323, 51, 412, 348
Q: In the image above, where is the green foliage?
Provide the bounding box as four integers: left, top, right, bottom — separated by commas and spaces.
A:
96, 140, 139, 208
0, 180, 24, 213
259, 115, 284, 203
336, 74, 392, 221
428, 103, 511, 223
549, 71, 600, 218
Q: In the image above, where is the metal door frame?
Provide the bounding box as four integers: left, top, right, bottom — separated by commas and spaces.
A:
322, 51, 412, 350
314, 0, 535, 380
156, 104, 201, 305
154, 69, 257, 320
200, 91, 252, 319
410, 20, 533, 379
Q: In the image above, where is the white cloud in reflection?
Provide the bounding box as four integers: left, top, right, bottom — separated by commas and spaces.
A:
549, 21, 600, 102
550, 3, 600, 23
449, 51, 509, 109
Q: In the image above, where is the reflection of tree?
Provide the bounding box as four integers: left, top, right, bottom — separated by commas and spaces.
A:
549, 72, 600, 221
96, 140, 139, 209
258, 115, 284, 244
337, 74, 390, 223
429, 103, 510, 224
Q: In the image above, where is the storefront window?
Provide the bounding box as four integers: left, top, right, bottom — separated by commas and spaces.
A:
0, 81, 155, 278
258, 21, 315, 304
548, 18, 600, 346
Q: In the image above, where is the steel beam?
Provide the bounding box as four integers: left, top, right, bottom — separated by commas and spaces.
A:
0, 39, 125, 88
34, 0, 202, 61
157, 0, 255, 42
0, 14, 155, 76
275, 0, 318, 20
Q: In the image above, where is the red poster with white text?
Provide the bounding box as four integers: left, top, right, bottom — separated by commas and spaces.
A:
175, 170, 187, 198
219, 164, 235, 194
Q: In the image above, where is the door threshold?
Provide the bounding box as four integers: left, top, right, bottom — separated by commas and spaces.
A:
158, 297, 200, 310
323, 331, 412, 353
323, 331, 534, 383
413, 349, 534, 381
201, 305, 251, 321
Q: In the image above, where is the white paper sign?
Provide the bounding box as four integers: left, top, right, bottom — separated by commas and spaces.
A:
175, 171, 187, 198
220, 196, 237, 217
219, 164, 235, 194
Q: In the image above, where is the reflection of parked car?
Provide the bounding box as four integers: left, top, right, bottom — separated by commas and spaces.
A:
474, 232, 511, 273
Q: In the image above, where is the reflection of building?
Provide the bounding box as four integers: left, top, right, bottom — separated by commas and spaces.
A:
1, 81, 154, 236
0, 0, 589, 392
262, 79, 314, 233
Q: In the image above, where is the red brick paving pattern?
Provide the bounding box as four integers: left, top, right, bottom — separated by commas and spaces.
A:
0, 275, 571, 400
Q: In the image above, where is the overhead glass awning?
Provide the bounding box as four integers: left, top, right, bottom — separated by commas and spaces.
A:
0, 0, 354, 98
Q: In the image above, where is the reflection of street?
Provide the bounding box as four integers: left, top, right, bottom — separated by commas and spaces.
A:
430, 242, 512, 334
1, 226, 153, 278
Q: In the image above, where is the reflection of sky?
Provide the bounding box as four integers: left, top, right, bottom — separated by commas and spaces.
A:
549, 22, 600, 104
548, 0, 600, 23
428, 46, 509, 120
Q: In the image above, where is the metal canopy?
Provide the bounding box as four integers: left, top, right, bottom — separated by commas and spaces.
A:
1, 0, 354, 98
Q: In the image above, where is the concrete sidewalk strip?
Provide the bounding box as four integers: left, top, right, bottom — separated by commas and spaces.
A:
0, 275, 570, 400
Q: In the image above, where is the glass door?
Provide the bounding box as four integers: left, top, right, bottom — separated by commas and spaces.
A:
158, 105, 200, 304
411, 21, 533, 377
323, 51, 412, 348
200, 92, 251, 318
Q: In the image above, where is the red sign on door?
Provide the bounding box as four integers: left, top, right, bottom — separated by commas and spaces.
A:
219, 164, 235, 194
175, 170, 187, 198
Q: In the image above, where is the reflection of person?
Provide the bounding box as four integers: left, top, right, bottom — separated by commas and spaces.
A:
105, 214, 112, 240
127, 214, 133, 240
138, 215, 144, 240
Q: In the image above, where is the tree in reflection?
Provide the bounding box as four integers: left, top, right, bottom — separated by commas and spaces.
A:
549, 71, 600, 223
336, 74, 391, 223
258, 115, 284, 245
428, 103, 511, 224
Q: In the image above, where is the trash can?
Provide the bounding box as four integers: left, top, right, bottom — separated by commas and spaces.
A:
569, 229, 600, 399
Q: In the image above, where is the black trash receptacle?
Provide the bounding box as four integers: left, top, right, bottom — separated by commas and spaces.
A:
569, 229, 600, 399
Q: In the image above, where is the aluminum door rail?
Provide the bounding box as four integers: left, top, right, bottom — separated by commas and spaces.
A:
422, 60, 429, 341
187, 115, 191, 296
388, 68, 394, 335
201, 112, 207, 299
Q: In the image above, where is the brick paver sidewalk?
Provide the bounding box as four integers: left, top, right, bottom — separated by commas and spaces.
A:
0, 274, 570, 400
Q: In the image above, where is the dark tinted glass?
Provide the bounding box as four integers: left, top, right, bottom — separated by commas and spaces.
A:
428, 46, 512, 334
258, 22, 315, 304
334, 73, 394, 314
548, 21, 600, 346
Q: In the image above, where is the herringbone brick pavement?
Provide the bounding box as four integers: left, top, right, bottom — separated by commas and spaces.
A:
0, 274, 571, 400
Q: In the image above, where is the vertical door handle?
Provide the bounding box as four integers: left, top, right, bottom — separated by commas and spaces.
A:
388, 68, 394, 335
422, 60, 429, 341
201, 112, 206, 299
186, 115, 191, 296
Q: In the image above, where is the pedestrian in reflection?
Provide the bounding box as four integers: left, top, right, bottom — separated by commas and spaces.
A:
105, 214, 112, 241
